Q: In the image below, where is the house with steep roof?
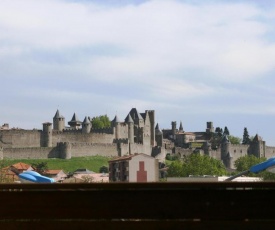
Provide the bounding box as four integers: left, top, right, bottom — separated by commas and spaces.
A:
10, 162, 34, 175
109, 153, 159, 182
43, 170, 67, 183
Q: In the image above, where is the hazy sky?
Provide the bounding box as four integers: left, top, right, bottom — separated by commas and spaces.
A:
1, 0, 275, 145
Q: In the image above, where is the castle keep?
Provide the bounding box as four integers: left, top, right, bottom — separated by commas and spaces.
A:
0, 108, 275, 169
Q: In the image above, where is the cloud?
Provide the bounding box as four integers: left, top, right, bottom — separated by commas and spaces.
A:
1, 0, 275, 145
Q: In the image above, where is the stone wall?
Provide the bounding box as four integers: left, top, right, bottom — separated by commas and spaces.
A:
70, 143, 118, 157
3, 147, 59, 159
0, 130, 41, 148
265, 146, 275, 159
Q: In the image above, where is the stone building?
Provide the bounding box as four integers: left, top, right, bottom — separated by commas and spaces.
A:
0, 108, 274, 170
108, 153, 159, 182
0, 108, 163, 161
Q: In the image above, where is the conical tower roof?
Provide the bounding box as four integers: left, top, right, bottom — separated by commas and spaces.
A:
53, 109, 64, 119
82, 116, 90, 124
125, 113, 134, 123
155, 123, 162, 135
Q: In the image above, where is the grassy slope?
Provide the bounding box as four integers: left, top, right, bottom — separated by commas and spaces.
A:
1, 156, 111, 173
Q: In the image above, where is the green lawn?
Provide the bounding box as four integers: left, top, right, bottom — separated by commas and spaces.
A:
1, 155, 111, 173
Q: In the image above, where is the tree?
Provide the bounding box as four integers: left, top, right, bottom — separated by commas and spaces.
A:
242, 127, 251, 145
233, 155, 275, 180
223, 126, 230, 136
99, 166, 109, 173
167, 154, 227, 177
234, 155, 265, 172
228, 135, 241, 144
91, 115, 111, 129
32, 162, 48, 174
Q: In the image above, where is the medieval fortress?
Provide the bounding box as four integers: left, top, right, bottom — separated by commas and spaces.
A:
0, 108, 275, 169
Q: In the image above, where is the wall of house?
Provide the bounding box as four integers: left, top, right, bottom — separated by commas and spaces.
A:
128, 155, 159, 182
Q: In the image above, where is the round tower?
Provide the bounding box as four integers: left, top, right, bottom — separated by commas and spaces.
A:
53, 110, 65, 131
42, 122, 52, 147
112, 115, 121, 139
126, 114, 134, 144
82, 116, 91, 134
221, 135, 230, 165
171, 121, 177, 136
58, 142, 72, 159
155, 123, 163, 147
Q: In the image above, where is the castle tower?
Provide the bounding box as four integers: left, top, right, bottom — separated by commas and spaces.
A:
42, 122, 52, 147
58, 142, 72, 159
146, 110, 156, 146
112, 115, 121, 139
68, 113, 82, 129
206, 122, 214, 134
82, 116, 91, 134
179, 121, 184, 132
171, 121, 177, 137
53, 110, 65, 131
155, 123, 163, 147
250, 134, 265, 158
221, 135, 230, 166
125, 114, 134, 144
128, 108, 144, 143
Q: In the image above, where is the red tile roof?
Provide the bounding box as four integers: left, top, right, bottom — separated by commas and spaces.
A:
11, 162, 32, 170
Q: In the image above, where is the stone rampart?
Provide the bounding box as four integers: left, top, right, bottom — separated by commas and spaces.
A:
92, 127, 113, 134
0, 130, 41, 148
70, 142, 118, 157
3, 147, 59, 159
265, 146, 275, 159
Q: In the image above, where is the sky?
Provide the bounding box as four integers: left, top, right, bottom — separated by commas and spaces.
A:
1, 0, 275, 146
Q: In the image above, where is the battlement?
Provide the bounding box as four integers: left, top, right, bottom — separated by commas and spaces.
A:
113, 138, 129, 144
92, 127, 113, 134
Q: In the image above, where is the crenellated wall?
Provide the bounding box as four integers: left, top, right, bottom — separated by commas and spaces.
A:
0, 130, 42, 148
3, 147, 59, 159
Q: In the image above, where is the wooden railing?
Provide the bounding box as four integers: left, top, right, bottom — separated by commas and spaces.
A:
0, 182, 275, 229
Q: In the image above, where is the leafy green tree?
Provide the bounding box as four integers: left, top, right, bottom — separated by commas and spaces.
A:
167, 154, 227, 177
234, 155, 275, 181
234, 155, 265, 172
32, 162, 48, 174
91, 115, 111, 129
99, 166, 109, 173
167, 160, 184, 177
228, 135, 241, 144
242, 127, 251, 144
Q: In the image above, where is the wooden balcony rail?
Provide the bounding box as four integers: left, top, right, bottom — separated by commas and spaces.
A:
0, 182, 275, 229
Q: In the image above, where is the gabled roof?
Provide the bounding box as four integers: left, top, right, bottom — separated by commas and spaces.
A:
253, 134, 263, 142
128, 108, 144, 121
11, 162, 33, 170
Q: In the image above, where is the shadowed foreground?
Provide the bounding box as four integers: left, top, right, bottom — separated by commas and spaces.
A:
0, 182, 275, 229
